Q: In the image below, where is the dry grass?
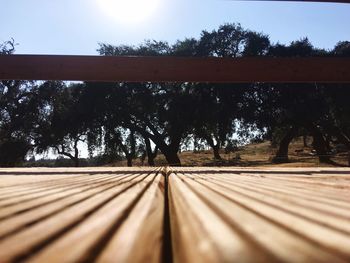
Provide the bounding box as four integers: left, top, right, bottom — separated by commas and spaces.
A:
112, 137, 349, 167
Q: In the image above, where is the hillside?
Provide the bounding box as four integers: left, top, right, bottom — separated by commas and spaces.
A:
112, 137, 349, 167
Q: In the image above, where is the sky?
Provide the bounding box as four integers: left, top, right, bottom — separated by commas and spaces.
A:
1, 0, 349, 159
1, 0, 350, 56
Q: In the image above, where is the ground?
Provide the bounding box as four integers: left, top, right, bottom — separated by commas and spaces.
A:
112, 137, 349, 167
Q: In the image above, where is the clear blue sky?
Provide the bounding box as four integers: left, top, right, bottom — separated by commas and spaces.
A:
1, 0, 350, 55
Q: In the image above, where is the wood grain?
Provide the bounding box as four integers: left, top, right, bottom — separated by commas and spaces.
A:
0, 167, 349, 262
1, 55, 350, 83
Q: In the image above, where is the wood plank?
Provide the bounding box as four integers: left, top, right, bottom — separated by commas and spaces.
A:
186, 173, 350, 253
27, 173, 160, 263
199, 173, 350, 220
0, 174, 138, 238
96, 173, 164, 263
0, 174, 119, 203
0, 173, 150, 262
175, 172, 348, 262
205, 172, 350, 205
1, 55, 350, 83
0, 167, 350, 262
169, 172, 274, 263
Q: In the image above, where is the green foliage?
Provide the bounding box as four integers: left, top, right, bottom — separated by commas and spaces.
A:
1, 23, 350, 167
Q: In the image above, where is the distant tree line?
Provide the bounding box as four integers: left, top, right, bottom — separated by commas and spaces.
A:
1, 23, 350, 167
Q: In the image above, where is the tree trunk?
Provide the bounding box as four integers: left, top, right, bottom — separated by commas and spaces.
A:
164, 151, 181, 166
213, 145, 222, 160
118, 139, 133, 167
126, 156, 132, 167
148, 149, 158, 166
303, 135, 308, 147
330, 127, 350, 167
73, 139, 80, 167
325, 134, 332, 151
205, 136, 222, 160
146, 138, 181, 166
273, 126, 298, 163
148, 157, 155, 166
132, 126, 181, 166
309, 126, 330, 163
129, 131, 136, 159
145, 138, 157, 166
73, 157, 79, 167
56, 146, 80, 167
161, 137, 182, 166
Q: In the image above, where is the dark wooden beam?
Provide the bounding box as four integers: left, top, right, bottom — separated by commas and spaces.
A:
1, 55, 350, 83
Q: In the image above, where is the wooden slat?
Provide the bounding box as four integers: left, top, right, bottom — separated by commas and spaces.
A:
0, 167, 350, 262
0, 170, 156, 262
1, 55, 350, 83
96, 173, 164, 263
0, 174, 135, 221
198, 174, 350, 234
169, 172, 269, 263
173, 172, 347, 262
0, 176, 134, 239
185, 173, 350, 258
27, 174, 161, 263
0, 174, 118, 203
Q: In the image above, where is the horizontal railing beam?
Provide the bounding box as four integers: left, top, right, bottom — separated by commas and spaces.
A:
1, 55, 350, 83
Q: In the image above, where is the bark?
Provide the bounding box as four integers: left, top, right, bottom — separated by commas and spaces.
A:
273, 126, 298, 163
132, 125, 182, 166
119, 145, 133, 167
130, 131, 136, 159
115, 132, 136, 167
163, 149, 181, 166
73, 158, 79, 167
213, 145, 222, 160
73, 139, 80, 167
331, 127, 350, 166
145, 138, 158, 166
145, 137, 181, 166
55, 146, 80, 167
152, 134, 182, 166
126, 156, 132, 167
325, 134, 332, 151
147, 157, 155, 166
205, 136, 222, 160
303, 135, 308, 147
153, 140, 181, 166
309, 126, 330, 163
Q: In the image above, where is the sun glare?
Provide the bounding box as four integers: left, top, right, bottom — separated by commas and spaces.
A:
98, 0, 160, 24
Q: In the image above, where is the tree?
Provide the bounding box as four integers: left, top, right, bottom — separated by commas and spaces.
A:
198, 23, 247, 57
94, 42, 199, 166
189, 25, 270, 160
3, 25, 350, 168
34, 81, 87, 167
103, 127, 141, 167
0, 40, 40, 166
144, 137, 158, 166
247, 39, 332, 163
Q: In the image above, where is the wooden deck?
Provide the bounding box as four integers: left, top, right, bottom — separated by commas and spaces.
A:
0, 167, 349, 263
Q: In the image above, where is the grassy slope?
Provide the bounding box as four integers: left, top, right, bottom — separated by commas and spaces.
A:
112, 137, 349, 167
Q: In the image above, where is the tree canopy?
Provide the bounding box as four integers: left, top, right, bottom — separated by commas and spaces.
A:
1, 23, 350, 167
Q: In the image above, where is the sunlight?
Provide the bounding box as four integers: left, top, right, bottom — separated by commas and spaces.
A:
98, 0, 160, 24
